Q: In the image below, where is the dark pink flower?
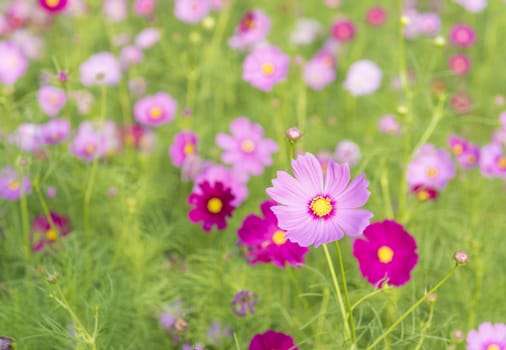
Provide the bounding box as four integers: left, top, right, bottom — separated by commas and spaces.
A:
188, 181, 235, 232
411, 184, 439, 201
31, 211, 71, 252
169, 130, 198, 167
249, 330, 298, 350
451, 92, 473, 114
238, 201, 309, 269
39, 0, 68, 13
449, 23, 476, 48
353, 220, 418, 287
229, 9, 271, 50
366, 6, 387, 26
330, 19, 355, 42
448, 54, 471, 76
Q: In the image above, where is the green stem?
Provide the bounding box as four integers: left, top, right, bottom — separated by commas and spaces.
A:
335, 241, 357, 345
20, 184, 31, 262
350, 287, 386, 311
366, 264, 459, 350
322, 244, 351, 346
414, 300, 436, 350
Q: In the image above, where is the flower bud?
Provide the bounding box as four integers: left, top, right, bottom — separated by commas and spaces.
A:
286, 127, 302, 142
453, 250, 468, 265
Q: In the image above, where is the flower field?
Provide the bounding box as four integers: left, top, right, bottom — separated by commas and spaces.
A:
1, 0, 505, 349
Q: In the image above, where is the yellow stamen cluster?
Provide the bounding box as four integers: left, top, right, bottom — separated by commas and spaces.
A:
207, 198, 223, 214
309, 196, 333, 218
241, 139, 255, 153
261, 63, 275, 76
377, 246, 394, 263
272, 230, 287, 246
149, 106, 163, 119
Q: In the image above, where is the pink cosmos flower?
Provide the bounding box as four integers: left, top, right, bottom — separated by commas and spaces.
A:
480, 144, 506, 178
448, 135, 480, 169
303, 48, 336, 90
242, 45, 290, 92
417, 12, 441, 37
169, 130, 198, 167
451, 92, 473, 114
343, 59, 382, 97
194, 164, 248, 206
238, 200, 309, 269
406, 144, 456, 190
10, 123, 42, 152
134, 92, 177, 127
455, 0, 487, 13
448, 135, 470, 157
330, 19, 355, 42
133, 0, 156, 16
135, 28, 161, 49
40, 118, 70, 145
216, 117, 278, 176
188, 181, 235, 232
37, 85, 66, 117
69, 121, 106, 161
11, 30, 45, 60
450, 24, 476, 48
266, 153, 373, 247
449, 54, 471, 76
0, 41, 28, 86
119, 45, 143, 69
102, 0, 127, 22
120, 123, 154, 152
248, 330, 298, 350
290, 18, 322, 46
174, 0, 210, 24
0, 166, 31, 201
79, 52, 121, 86
366, 6, 387, 26
378, 115, 400, 135
466, 322, 506, 350
229, 9, 271, 50
39, 0, 68, 13
411, 184, 439, 202
334, 140, 361, 166
353, 220, 418, 287
31, 211, 71, 252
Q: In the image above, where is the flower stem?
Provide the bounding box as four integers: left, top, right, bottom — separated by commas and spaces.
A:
335, 241, 357, 345
366, 264, 459, 350
413, 299, 436, 350
322, 244, 351, 346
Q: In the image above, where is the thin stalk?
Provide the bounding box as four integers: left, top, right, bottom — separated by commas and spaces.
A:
335, 241, 357, 345
350, 287, 386, 311
413, 301, 436, 350
366, 264, 459, 350
322, 244, 351, 346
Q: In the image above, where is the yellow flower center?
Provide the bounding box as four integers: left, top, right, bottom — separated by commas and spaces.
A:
46, 228, 59, 242
241, 139, 255, 153
46, 0, 60, 7
309, 196, 333, 218
452, 144, 463, 155
207, 197, 223, 214
487, 345, 500, 350
416, 190, 429, 201
377, 246, 394, 263
149, 106, 163, 119
8, 57, 18, 69
272, 230, 287, 246
261, 63, 275, 76
498, 156, 506, 169
467, 155, 476, 164
8, 181, 20, 190
183, 143, 195, 155
85, 144, 96, 154
427, 167, 437, 178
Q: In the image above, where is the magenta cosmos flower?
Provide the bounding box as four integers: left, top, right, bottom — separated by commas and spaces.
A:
467, 322, 506, 350
266, 153, 373, 247
188, 181, 235, 232
448, 135, 479, 169
31, 211, 71, 252
40, 118, 70, 145
134, 92, 177, 127
39, 0, 68, 13
238, 200, 309, 268
216, 117, 278, 176
242, 45, 290, 92
353, 220, 418, 287
79, 52, 121, 86
343, 59, 382, 97
229, 9, 271, 50
366, 6, 387, 26
37, 85, 66, 117
249, 330, 298, 350
0, 41, 28, 86
406, 144, 456, 190
450, 23, 476, 47
330, 19, 356, 42
173, 0, 211, 24
194, 164, 248, 206
0, 166, 31, 201
169, 130, 198, 167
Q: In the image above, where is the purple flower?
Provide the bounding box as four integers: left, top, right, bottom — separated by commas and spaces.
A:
119, 45, 143, 69
188, 181, 235, 232
334, 140, 361, 166
0, 336, 14, 350
0, 41, 28, 86
194, 164, 248, 206
159, 299, 185, 331
79, 52, 121, 86
102, 0, 127, 22
455, 0, 487, 13
378, 115, 400, 135
248, 330, 298, 350
228, 9, 271, 50
266, 153, 373, 247
343, 59, 382, 97
406, 144, 456, 190
169, 131, 198, 167
238, 200, 309, 268
0, 167, 31, 201
31, 211, 72, 252
174, 0, 211, 24
232, 290, 257, 317
10, 123, 42, 152
207, 321, 232, 346
242, 46, 290, 92
135, 28, 161, 49
353, 220, 418, 288
69, 122, 106, 161
303, 48, 336, 90
417, 12, 441, 37
40, 118, 70, 145
134, 92, 177, 127
480, 144, 506, 178
37, 85, 66, 117
466, 322, 506, 350
216, 117, 278, 176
